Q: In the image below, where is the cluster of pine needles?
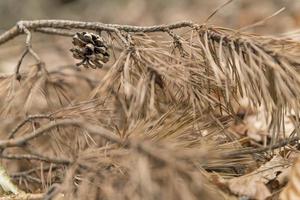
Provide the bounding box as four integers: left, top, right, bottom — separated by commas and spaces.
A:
0, 17, 299, 200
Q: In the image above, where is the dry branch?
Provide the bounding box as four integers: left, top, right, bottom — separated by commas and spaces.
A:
0, 118, 133, 159
0, 20, 195, 45
0, 18, 300, 199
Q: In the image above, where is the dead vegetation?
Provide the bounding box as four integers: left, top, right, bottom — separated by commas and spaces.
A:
0, 14, 300, 200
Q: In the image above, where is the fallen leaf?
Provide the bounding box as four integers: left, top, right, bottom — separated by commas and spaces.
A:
280, 157, 300, 200
228, 155, 289, 200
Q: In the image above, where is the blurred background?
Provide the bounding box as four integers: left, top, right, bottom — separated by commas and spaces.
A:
1, 0, 300, 72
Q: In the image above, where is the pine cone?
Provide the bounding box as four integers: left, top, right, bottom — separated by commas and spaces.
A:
70, 32, 110, 69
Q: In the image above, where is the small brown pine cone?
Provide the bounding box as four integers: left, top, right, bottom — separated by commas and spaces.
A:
70, 32, 110, 69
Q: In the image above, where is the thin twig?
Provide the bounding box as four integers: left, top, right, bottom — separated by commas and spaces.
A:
15, 175, 42, 184
0, 119, 122, 149
7, 114, 52, 140
0, 153, 71, 165
0, 114, 53, 155
14, 23, 44, 80
15, 48, 29, 81
226, 136, 300, 157
10, 165, 58, 178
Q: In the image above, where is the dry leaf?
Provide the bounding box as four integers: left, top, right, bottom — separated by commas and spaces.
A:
280, 157, 300, 200
228, 155, 289, 199
231, 107, 295, 142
